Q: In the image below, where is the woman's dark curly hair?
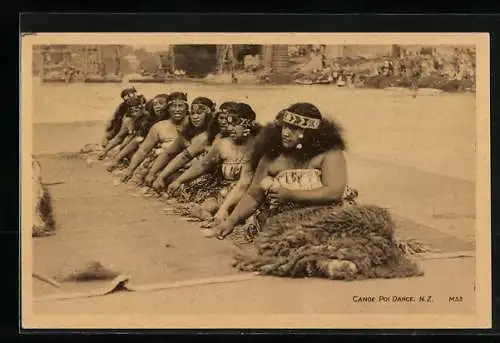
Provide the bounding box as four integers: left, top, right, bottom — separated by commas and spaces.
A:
126, 94, 147, 117
206, 101, 238, 144
251, 103, 346, 166
167, 91, 188, 105
145, 93, 170, 119
120, 87, 137, 100
237, 102, 263, 139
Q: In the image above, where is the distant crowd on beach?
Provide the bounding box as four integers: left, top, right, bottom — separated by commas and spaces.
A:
293, 47, 475, 90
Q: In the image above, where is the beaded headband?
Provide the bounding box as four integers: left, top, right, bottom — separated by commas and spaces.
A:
168, 99, 188, 107
282, 110, 321, 130
226, 114, 255, 129
153, 96, 167, 104
218, 107, 234, 115
191, 103, 211, 114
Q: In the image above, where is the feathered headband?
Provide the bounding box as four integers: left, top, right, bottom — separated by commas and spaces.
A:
282, 110, 321, 130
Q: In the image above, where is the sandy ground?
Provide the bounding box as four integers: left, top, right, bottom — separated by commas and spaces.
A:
29, 81, 476, 316
35, 259, 475, 315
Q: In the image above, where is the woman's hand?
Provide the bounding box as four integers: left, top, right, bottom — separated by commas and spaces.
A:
268, 187, 293, 203
120, 171, 133, 184
106, 163, 118, 173
213, 220, 236, 239
152, 177, 165, 191
101, 136, 109, 148
213, 208, 229, 225
144, 173, 156, 187
166, 180, 182, 195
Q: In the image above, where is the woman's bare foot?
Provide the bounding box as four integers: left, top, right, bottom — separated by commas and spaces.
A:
203, 228, 218, 238
189, 204, 213, 221
200, 198, 219, 214
316, 259, 358, 278
106, 164, 117, 173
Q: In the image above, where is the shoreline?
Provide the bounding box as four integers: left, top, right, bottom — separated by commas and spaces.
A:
36, 76, 475, 94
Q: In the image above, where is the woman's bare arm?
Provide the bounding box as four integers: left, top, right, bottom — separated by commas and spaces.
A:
287, 149, 347, 204
223, 155, 271, 226
99, 118, 131, 158
157, 133, 209, 182
123, 125, 160, 175
112, 138, 140, 164
216, 152, 255, 215
104, 103, 125, 134
173, 139, 222, 185
146, 135, 187, 180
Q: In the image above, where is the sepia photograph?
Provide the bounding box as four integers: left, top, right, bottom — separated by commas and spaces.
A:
21, 33, 491, 329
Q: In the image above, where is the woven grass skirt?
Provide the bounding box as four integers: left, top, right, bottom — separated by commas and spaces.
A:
232, 194, 424, 281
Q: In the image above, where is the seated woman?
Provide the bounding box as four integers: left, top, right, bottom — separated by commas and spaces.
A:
106, 93, 170, 172
212, 103, 423, 281
149, 100, 236, 193
98, 93, 148, 161
206, 101, 239, 140
140, 96, 217, 194
164, 102, 262, 223
100, 87, 138, 148
120, 92, 189, 185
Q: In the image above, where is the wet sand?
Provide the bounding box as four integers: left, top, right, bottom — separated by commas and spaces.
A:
30, 81, 477, 315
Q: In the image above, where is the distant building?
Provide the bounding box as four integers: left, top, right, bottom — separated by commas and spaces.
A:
243, 54, 260, 69
33, 45, 126, 77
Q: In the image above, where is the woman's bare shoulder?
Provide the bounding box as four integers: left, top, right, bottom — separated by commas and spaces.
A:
190, 132, 209, 149
322, 149, 346, 166
216, 136, 233, 149
309, 149, 344, 168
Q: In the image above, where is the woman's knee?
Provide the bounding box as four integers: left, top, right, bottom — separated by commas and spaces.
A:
201, 197, 219, 214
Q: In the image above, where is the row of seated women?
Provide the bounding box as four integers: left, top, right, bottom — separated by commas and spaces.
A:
97, 87, 424, 281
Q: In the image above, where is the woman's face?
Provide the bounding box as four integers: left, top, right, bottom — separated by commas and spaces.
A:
281, 122, 305, 149
217, 112, 231, 136
227, 114, 251, 143
168, 101, 188, 122
152, 97, 167, 115
129, 105, 144, 118
123, 92, 138, 105
189, 103, 210, 128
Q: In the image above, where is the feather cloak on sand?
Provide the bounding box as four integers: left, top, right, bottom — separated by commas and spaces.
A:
232, 202, 424, 281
